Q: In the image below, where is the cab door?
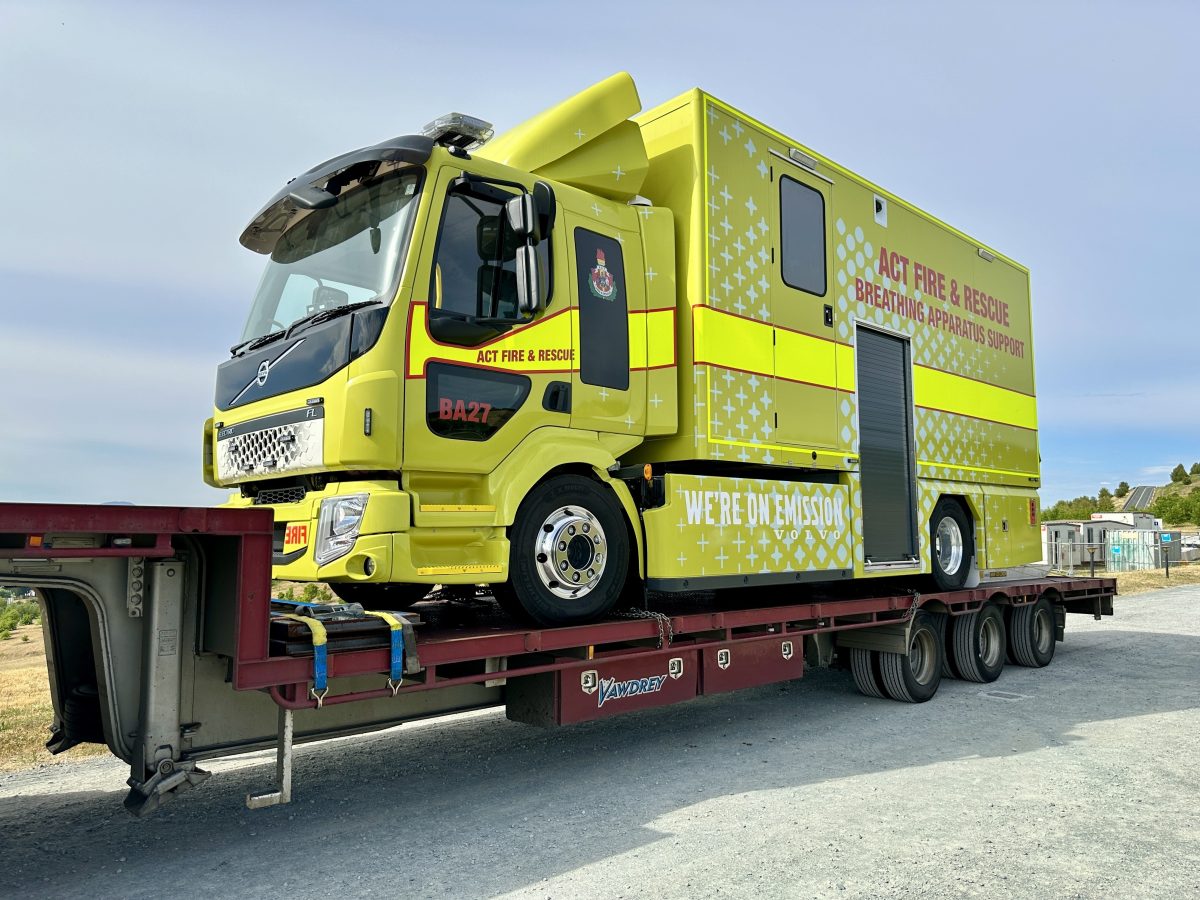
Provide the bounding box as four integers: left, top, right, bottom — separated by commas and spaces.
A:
567, 214, 645, 436
771, 165, 838, 450
402, 166, 566, 476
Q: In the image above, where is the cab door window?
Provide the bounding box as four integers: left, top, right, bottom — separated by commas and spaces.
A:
429, 181, 552, 338
431, 185, 520, 321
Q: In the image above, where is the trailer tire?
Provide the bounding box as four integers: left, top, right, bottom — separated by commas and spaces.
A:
950, 603, 1006, 683
62, 684, 104, 745
930, 499, 973, 591
329, 582, 429, 610
495, 475, 629, 627
879, 613, 943, 702
1009, 596, 1056, 667
850, 648, 887, 699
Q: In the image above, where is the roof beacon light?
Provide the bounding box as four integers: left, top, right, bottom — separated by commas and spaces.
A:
421, 113, 495, 151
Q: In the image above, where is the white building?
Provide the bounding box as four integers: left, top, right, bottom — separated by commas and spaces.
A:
1090, 512, 1160, 529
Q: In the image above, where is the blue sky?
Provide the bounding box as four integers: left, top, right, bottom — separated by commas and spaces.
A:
2, 0, 1197, 506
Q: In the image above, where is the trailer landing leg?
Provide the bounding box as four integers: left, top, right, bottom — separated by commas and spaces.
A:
246, 706, 294, 809
123, 760, 211, 818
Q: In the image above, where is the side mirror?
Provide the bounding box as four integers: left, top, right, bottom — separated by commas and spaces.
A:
533, 182, 556, 240
505, 193, 537, 241
515, 244, 540, 314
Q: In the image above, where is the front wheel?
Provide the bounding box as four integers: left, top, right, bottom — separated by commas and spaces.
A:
494, 475, 630, 627
930, 499, 974, 591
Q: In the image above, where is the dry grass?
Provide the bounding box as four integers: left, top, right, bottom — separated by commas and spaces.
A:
0, 624, 108, 773
1113, 563, 1200, 596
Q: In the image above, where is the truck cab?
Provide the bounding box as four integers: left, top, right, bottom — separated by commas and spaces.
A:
206, 75, 678, 625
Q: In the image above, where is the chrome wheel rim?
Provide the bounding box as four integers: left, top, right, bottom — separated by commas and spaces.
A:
533, 506, 607, 601
1033, 607, 1053, 654
979, 614, 1003, 668
935, 516, 964, 576
908, 627, 938, 685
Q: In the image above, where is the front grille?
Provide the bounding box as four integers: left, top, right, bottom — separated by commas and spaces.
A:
216, 411, 323, 481
254, 486, 307, 506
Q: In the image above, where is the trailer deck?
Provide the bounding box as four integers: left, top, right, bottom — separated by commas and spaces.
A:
0, 503, 1115, 815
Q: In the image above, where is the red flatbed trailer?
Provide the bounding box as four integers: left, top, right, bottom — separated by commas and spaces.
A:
0, 503, 1115, 815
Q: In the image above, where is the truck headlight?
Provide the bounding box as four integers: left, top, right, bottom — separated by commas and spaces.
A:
314, 493, 369, 566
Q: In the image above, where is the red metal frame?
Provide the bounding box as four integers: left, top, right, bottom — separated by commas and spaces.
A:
251, 577, 1116, 710
0, 503, 1117, 715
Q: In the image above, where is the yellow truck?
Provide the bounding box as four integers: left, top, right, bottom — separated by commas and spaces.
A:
205, 73, 1040, 626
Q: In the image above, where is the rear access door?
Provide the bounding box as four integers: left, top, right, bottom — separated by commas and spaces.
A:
855, 326, 917, 564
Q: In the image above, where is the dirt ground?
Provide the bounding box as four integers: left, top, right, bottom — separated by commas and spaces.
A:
1, 586, 1197, 899
0, 624, 105, 772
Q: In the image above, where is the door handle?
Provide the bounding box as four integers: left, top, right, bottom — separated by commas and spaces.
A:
542, 381, 571, 413
823, 304, 834, 327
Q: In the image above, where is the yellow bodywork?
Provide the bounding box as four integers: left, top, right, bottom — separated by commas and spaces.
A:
212, 72, 1040, 589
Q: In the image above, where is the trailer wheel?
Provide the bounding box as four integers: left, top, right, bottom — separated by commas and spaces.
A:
494, 475, 629, 627
329, 582, 429, 610
879, 613, 943, 702
1009, 596, 1056, 667
949, 603, 1006, 683
849, 648, 887, 699
929, 499, 973, 591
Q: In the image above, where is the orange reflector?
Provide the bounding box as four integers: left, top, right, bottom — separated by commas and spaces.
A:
29, 535, 43, 548
643, 464, 652, 482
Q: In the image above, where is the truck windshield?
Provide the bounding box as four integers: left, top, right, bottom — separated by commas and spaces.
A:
239, 170, 421, 342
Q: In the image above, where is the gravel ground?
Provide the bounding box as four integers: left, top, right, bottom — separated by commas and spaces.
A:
2, 587, 1198, 899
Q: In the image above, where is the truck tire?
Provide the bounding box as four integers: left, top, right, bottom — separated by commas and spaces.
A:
949, 603, 1006, 683
494, 475, 629, 627
329, 582, 429, 610
1009, 596, 1056, 667
929, 499, 973, 591
879, 613, 943, 702
850, 648, 887, 699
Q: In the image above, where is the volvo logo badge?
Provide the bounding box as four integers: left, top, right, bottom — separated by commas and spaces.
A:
256, 360, 270, 386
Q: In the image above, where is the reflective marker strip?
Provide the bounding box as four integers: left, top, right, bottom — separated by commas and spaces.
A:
912, 366, 1038, 431
406, 303, 677, 377
693, 306, 841, 390
415, 564, 504, 575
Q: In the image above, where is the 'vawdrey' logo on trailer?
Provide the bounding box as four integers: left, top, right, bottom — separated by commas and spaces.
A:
581, 659, 683, 708
588, 249, 617, 301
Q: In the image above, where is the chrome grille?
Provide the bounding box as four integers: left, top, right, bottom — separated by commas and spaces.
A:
217, 414, 323, 481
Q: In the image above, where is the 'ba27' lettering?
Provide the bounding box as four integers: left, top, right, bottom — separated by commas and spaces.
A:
439, 398, 492, 423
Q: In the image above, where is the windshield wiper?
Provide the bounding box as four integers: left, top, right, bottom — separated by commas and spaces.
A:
229, 329, 286, 357
283, 299, 383, 340
229, 300, 382, 357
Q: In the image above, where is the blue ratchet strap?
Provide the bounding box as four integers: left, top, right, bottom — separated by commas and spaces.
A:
361, 610, 406, 691
277, 613, 329, 705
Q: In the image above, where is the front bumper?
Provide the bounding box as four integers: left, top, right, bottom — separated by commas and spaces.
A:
222, 480, 509, 584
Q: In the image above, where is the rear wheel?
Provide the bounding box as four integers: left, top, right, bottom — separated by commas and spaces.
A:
329, 582, 430, 610
493, 475, 630, 627
930, 499, 974, 591
849, 648, 887, 699
1009, 595, 1056, 667
879, 613, 944, 702
949, 603, 1006, 683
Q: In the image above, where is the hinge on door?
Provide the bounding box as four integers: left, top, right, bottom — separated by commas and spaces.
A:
774, 412, 778, 428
